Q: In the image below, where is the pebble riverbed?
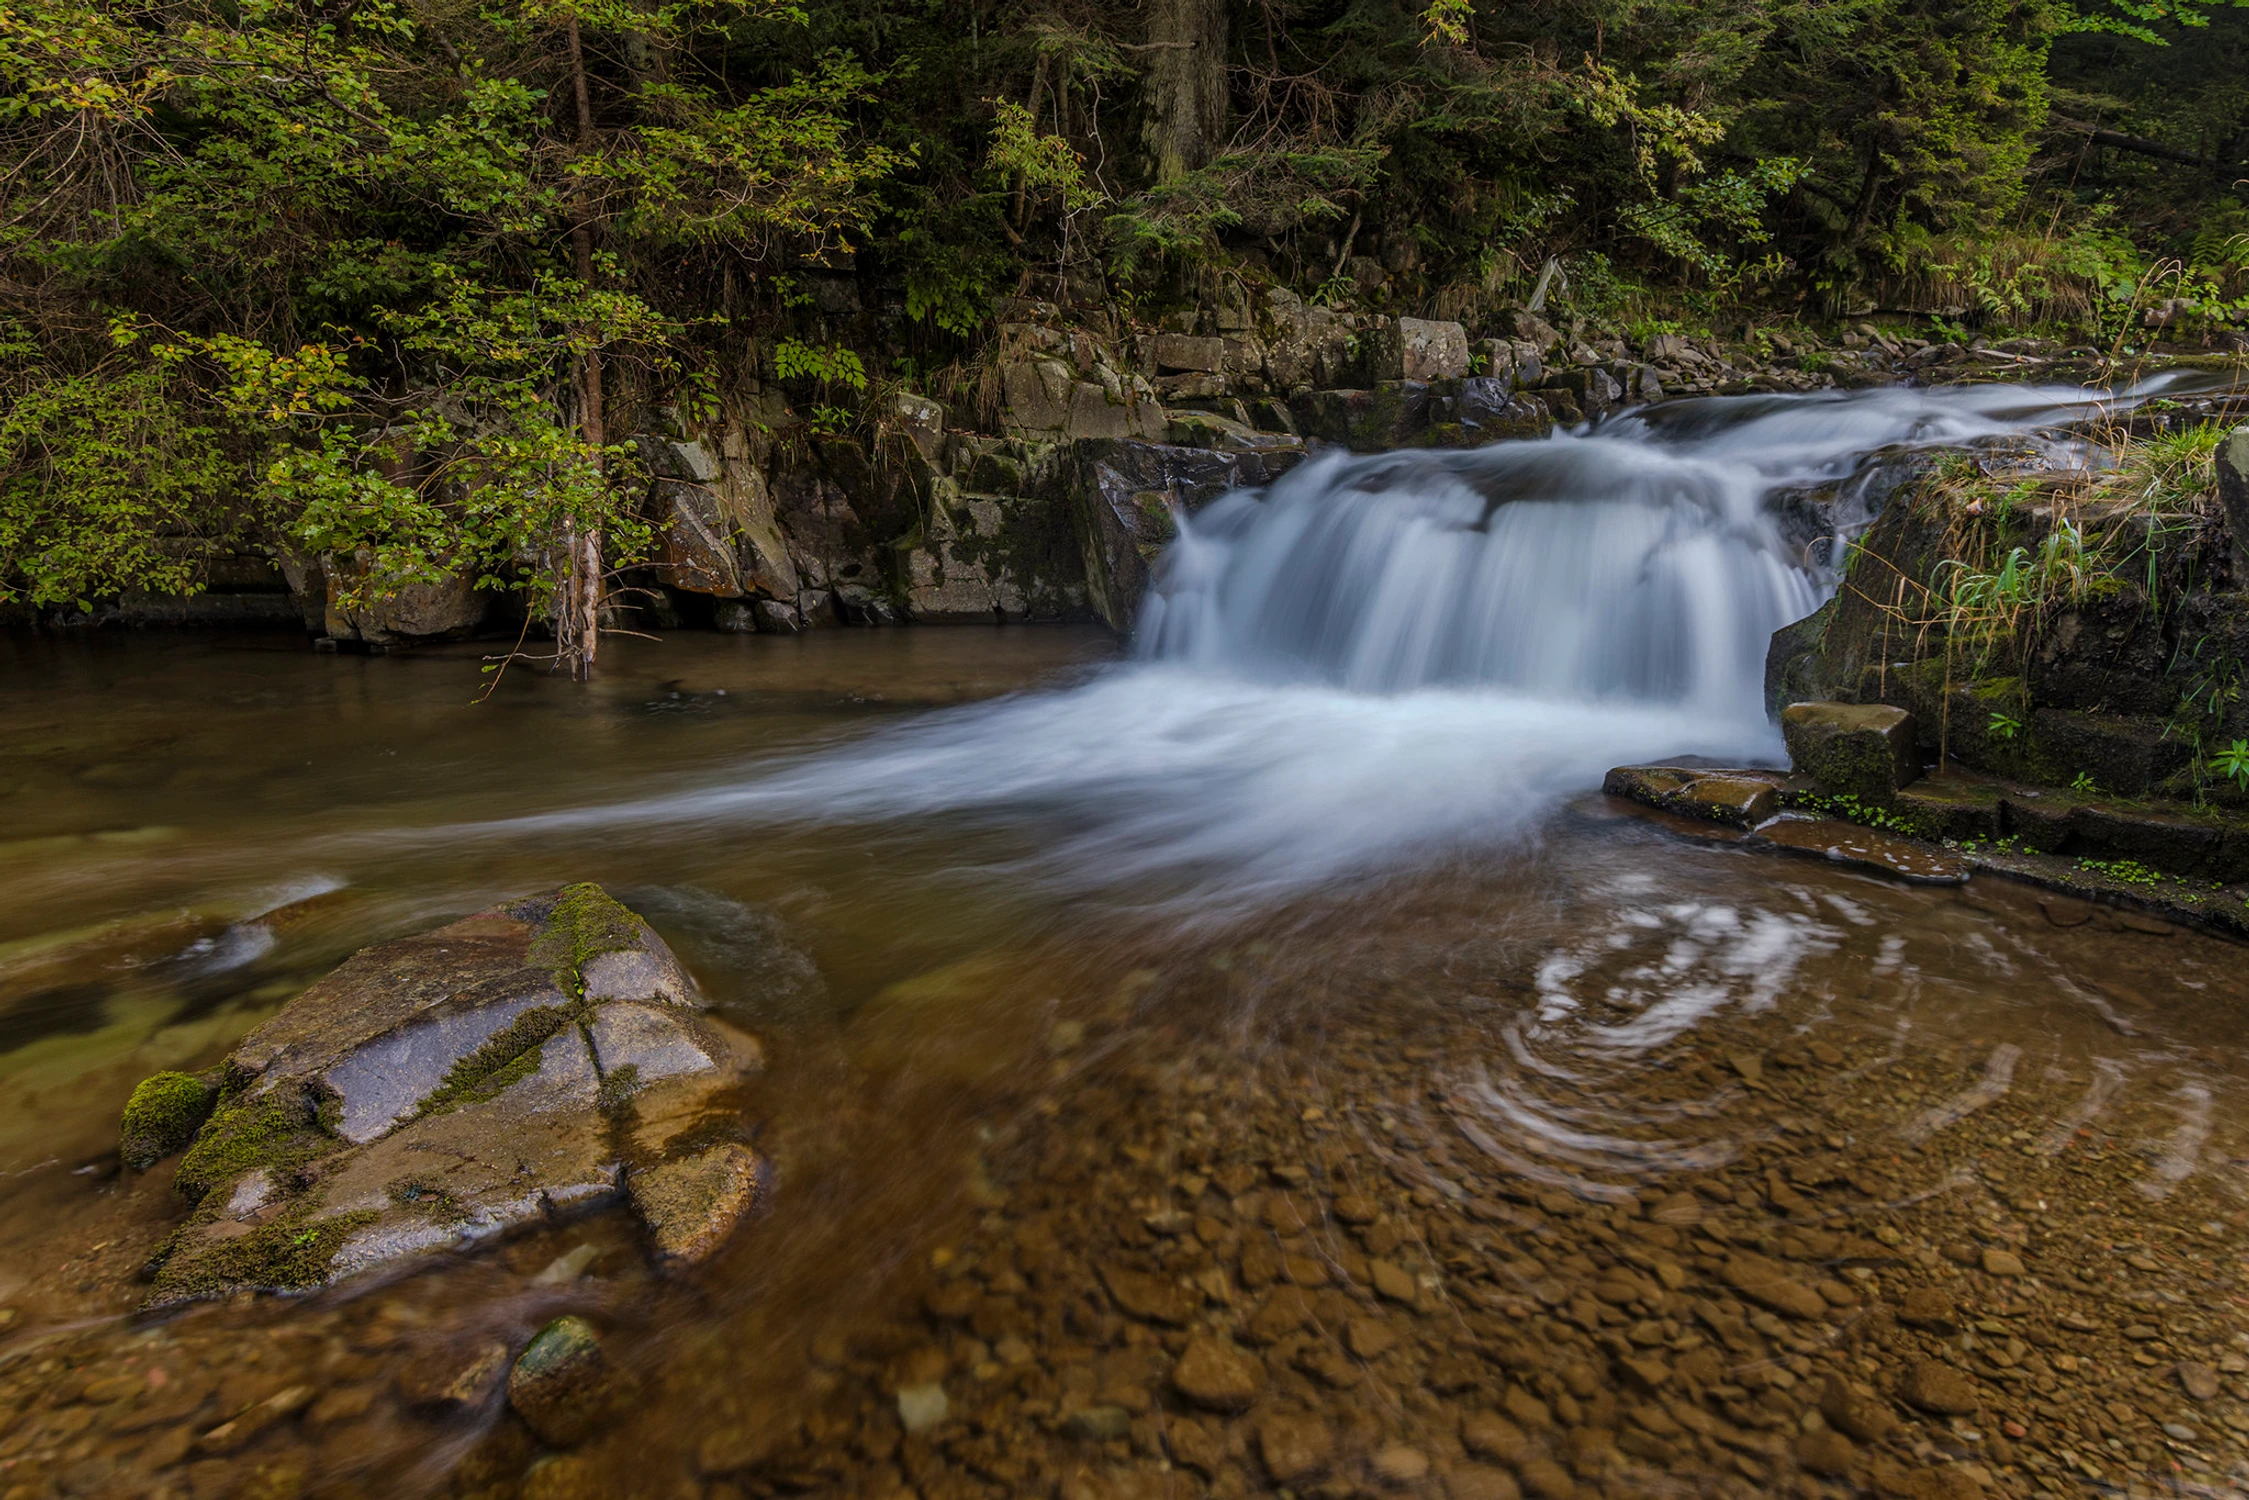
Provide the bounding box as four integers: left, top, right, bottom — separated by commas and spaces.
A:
2, 848, 2246, 1500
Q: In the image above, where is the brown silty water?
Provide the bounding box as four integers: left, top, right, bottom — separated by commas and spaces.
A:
0, 628, 2242, 1500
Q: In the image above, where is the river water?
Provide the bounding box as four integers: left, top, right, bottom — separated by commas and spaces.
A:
0, 380, 2245, 1500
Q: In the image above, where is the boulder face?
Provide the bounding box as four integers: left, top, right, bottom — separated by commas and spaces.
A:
317, 551, 488, 646
1781, 701, 1922, 803
1066, 441, 1308, 631
136, 884, 764, 1309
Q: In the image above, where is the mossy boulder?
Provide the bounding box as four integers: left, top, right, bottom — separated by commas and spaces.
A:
119, 1070, 218, 1170
1781, 701, 1921, 803
1602, 765, 1786, 828
140, 883, 766, 1309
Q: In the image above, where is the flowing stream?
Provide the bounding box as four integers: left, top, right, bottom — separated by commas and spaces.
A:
426, 376, 2173, 910
0, 377, 2245, 1499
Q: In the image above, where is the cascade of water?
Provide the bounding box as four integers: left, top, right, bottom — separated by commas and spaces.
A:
431, 376, 2216, 908
1135, 377, 2168, 717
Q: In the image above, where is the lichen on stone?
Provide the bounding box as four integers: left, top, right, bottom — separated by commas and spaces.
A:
527, 882, 645, 996
173, 1089, 333, 1203
119, 1070, 217, 1170
413, 1004, 567, 1117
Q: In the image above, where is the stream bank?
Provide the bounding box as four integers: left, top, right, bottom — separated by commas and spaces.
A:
25, 302, 2246, 648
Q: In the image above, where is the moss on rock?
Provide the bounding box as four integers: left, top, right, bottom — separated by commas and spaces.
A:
147, 1207, 378, 1305
528, 883, 645, 996
415, 1004, 568, 1117
173, 1090, 331, 1203
119, 1070, 217, 1171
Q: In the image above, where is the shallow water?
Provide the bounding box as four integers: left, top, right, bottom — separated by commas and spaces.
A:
1, 381, 2246, 1500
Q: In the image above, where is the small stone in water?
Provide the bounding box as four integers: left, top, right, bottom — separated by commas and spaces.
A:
533, 1243, 601, 1285
1370, 1259, 1417, 1304
1795, 1427, 1855, 1477
1898, 1286, 1957, 1330
896, 1381, 948, 1434
1371, 1444, 1429, 1485
1447, 1467, 1522, 1500
1981, 1247, 2026, 1276
1332, 1193, 1378, 1224
1170, 1336, 1264, 1411
508, 1316, 612, 1447
1255, 1410, 1333, 1482
1516, 1455, 1577, 1500
1901, 1359, 1980, 1415
1345, 1318, 1397, 1359
399, 1340, 509, 1411
1460, 1409, 1528, 1462
1064, 1404, 1130, 1441
2162, 1421, 2199, 1442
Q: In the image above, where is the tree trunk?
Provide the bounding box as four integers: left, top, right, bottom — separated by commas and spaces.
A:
2050, 114, 2245, 170
1845, 137, 1884, 246
562, 15, 604, 681
1141, 0, 1227, 183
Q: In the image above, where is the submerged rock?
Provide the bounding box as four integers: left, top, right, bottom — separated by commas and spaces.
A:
629, 1143, 764, 1267
1750, 817, 1969, 885
133, 883, 764, 1307
509, 1315, 615, 1446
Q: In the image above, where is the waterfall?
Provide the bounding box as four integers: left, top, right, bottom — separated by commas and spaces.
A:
1138, 445, 1817, 715
1135, 377, 2163, 716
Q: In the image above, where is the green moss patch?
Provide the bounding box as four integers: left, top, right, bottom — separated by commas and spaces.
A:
527, 883, 644, 996
147, 1208, 379, 1305
120, 1070, 217, 1170
414, 1004, 567, 1117
595, 1062, 642, 1114
174, 1091, 332, 1203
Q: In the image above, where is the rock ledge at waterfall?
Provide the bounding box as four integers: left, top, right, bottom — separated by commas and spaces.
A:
131, 884, 765, 1308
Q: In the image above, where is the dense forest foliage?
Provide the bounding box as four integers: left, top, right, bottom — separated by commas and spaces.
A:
4, 0, 2247, 661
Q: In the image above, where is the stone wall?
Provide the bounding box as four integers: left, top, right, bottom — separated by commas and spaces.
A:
598, 298, 1835, 645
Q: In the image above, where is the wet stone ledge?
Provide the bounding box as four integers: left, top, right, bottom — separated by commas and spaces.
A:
1602, 763, 2249, 938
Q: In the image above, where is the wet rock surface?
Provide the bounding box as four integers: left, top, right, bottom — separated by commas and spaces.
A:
134, 884, 764, 1306
1601, 767, 1786, 830
1748, 817, 1971, 885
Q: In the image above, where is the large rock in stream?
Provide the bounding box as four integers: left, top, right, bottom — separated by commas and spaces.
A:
136, 884, 764, 1308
